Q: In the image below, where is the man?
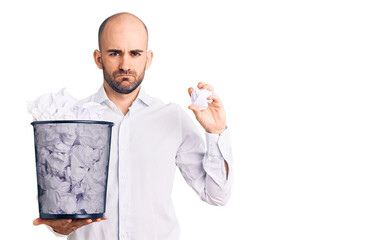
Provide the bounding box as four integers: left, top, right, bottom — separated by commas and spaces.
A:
33, 12, 233, 239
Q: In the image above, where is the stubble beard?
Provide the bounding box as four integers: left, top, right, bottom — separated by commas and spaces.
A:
102, 63, 145, 94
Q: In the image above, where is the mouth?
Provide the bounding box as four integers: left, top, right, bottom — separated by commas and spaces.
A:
117, 74, 133, 77
116, 74, 135, 79
115, 75, 131, 80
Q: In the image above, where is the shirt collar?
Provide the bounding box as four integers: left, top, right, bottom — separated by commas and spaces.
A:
137, 86, 153, 106
94, 85, 152, 107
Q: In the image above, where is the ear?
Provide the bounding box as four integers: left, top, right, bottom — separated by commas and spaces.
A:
93, 49, 103, 69
145, 50, 153, 70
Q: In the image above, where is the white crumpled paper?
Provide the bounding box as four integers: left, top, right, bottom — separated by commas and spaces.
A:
27, 88, 77, 120
29, 88, 111, 215
27, 88, 106, 121
190, 88, 213, 110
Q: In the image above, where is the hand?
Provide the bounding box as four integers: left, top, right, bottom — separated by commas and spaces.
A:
188, 82, 226, 135
33, 217, 107, 235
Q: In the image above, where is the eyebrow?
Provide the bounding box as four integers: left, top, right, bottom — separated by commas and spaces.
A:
131, 49, 144, 53
107, 49, 144, 53
107, 49, 121, 53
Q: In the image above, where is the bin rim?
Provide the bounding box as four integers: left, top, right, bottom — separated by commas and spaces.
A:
31, 120, 114, 126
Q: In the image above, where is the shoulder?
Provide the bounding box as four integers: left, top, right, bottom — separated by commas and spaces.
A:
77, 95, 95, 105
144, 95, 192, 123
76, 89, 101, 106
148, 97, 183, 115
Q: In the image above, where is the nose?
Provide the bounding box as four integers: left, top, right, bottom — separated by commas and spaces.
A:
119, 54, 132, 72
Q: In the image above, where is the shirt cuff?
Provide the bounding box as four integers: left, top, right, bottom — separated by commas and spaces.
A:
205, 127, 233, 173
205, 131, 221, 156
206, 128, 232, 158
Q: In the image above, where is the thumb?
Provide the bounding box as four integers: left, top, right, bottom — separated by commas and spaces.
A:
188, 105, 201, 116
33, 218, 45, 226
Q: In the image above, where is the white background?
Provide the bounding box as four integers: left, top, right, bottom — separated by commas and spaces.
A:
0, 0, 390, 239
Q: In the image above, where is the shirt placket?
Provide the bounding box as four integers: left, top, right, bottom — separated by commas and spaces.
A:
118, 113, 132, 240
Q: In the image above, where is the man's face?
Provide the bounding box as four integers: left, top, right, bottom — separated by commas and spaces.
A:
101, 57, 145, 94
95, 15, 152, 94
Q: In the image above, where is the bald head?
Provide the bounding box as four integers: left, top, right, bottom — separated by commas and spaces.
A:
98, 12, 148, 50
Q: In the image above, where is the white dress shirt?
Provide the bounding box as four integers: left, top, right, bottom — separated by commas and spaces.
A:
65, 85, 233, 240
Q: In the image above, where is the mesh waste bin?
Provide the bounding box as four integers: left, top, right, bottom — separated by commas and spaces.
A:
31, 120, 114, 219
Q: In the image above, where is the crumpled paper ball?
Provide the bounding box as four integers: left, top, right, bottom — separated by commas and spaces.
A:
190, 88, 213, 110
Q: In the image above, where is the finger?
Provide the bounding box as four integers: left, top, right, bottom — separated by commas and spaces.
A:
69, 219, 93, 229
92, 217, 104, 222
188, 87, 194, 97
197, 82, 205, 88
82, 219, 93, 225
207, 94, 222, 103
33, 218, 43, 226
33, 218, 72, 227
72, 218, 92, 226
197, 82, 214, 93
88, 216, 108, 223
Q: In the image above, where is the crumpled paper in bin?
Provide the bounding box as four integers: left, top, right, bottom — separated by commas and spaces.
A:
27, 88, 106, 121
29, 88, 111, 215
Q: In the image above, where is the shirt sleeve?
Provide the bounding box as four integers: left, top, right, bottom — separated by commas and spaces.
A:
175, 109, 233, 206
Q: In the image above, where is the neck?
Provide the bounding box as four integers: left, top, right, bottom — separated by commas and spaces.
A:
103, 82, 141, 115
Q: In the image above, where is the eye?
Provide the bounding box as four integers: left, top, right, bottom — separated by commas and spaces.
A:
131, 51, 141, 57
109, 52, 119, 56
